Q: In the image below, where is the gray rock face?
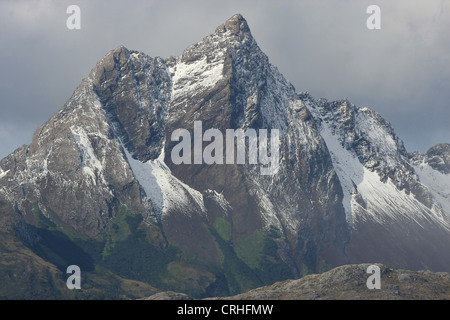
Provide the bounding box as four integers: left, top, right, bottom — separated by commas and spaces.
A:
0, 13, 449, 299
426, 143, 450, 174
91, 46, 171, 162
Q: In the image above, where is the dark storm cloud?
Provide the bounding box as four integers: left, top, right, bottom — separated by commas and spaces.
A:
1, 0, 449, 159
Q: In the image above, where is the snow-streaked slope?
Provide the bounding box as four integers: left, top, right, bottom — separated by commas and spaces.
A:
310, 100, 450, 230
170, 55, 224, 102
121, 141, 206, 217
317, 123, 356, 224
71, 126, 107, 186
0, 168, 7, 180
354, 108, 400, 167
414, 161, 450, 218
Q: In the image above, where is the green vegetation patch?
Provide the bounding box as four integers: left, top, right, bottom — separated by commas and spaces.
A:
30, 202, 95, 272
23, 202, 166, 299
101, 206, 181, 290
235, 227, 293, 285
207, 226, 262, 296
214, 217, 232, 242
235, 230, 264, 269
102, 205, 138, 259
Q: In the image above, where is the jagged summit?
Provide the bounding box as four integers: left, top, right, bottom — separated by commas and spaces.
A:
215, 13, 251, 37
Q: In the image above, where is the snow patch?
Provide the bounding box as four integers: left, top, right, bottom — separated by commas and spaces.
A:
121, 141, 206, 217
254, 187, 279, 227
70, 126, 106, 186
170, 56, 224, 101
319, 122, 358, 224
0, 168, 8, 180
354, 110, 398, 166
414, 162, 450, 218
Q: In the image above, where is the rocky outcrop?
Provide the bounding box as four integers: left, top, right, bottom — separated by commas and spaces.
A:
425, 143, 450, 174
213, 263, 450, 300
143, 291, 193, 300
146, 263, 450, 300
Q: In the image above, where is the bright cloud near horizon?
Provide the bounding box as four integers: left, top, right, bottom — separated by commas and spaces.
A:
1, 0, 449, 160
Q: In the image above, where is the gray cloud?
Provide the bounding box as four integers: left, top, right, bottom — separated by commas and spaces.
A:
1, 0, 449, 159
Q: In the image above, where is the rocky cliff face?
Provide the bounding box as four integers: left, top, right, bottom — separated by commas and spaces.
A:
0, 14, 449, 299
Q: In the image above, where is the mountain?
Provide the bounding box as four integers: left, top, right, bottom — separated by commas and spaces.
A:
0, 14, 449, 299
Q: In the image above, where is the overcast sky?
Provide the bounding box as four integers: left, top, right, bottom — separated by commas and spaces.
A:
1, 0, 449, 159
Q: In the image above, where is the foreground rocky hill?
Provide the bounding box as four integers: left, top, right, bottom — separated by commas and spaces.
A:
219, 263, 450, 300
145, 264, 450, 300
